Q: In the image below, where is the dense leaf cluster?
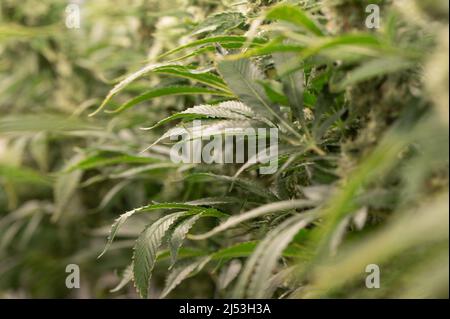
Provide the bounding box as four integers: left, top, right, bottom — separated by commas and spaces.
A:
0, 0, 448, 298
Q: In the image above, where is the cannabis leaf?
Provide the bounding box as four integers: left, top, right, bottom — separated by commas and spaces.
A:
133, 212, 187, 298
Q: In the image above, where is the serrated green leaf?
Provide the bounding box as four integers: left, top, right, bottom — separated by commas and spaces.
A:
218, 58, 277, 120
169, 213, 204, 267
166, 42, 261, 63
266, 4, 324, 36
108, 86, 234, 114
146, 119, 256, 149
169, 208, 227, 267
186, 197, 240, 206
241, 214, 315, 298
133, 212, 187, 298
232, 144, 286, 179
153, 65, 230, 91
190, 199, 317, 240
89, 62, 172, 116
110, 263, 133, 293
99, 202, 226, 258
273, 52, 304, 121
186, 173, 278, 200
98, 206, 148, 258
158, 36, 267, 60
160, 257, 211, 298
218, 58, 301, 138
147, 101, 256, 129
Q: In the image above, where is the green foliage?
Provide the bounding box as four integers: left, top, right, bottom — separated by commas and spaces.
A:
1, 0, 448, 299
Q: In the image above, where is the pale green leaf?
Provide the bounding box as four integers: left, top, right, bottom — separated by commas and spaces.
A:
107, 86, 234, 114
146, 101, 256, 129
190, 200, 317, 240
160, 257, 211, 298
133, 212, 187, 298
158, 36, 267, 60
218, 58, 277, 120
266, 4, 324, 36
243, 214, 315, 298
169, 213, 204, 267
110, 263, 133, 293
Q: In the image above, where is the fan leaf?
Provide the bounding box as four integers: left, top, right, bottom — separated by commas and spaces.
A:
133, 212, 187, 298
190, 199, 317, 240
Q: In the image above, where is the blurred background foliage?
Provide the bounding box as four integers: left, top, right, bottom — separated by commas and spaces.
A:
0, 0, 448, 298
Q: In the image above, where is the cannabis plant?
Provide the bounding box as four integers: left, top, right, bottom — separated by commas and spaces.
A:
0, 0, 448, 298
